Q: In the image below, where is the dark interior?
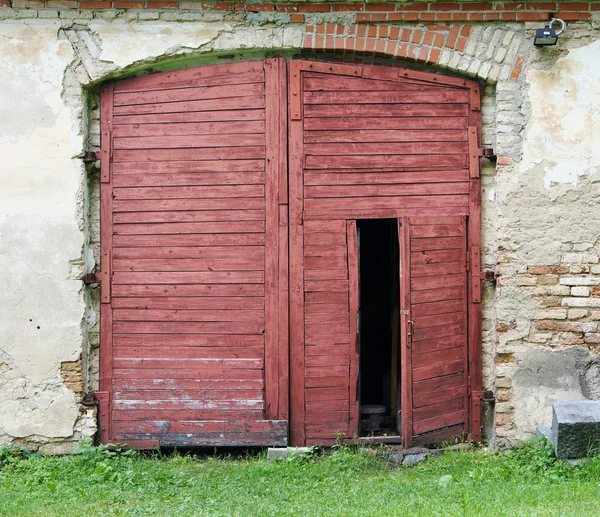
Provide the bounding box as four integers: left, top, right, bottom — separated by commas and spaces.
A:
357, 218, 400, 434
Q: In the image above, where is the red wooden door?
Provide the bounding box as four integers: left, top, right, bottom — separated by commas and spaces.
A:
288, 60, 483, 447
399, 216, 471, 447
98, 59, 289, 447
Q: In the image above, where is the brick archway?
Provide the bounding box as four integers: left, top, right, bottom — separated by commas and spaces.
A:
303, 23, 525, 83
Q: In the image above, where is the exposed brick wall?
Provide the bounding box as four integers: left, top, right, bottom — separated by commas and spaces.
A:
3, 0, 597, 22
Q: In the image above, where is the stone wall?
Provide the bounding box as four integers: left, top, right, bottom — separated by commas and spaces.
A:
0, 0, 599, 451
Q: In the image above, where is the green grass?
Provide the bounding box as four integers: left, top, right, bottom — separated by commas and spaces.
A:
1, 441, 600, 516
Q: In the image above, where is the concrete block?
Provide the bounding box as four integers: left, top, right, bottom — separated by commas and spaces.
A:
402, 453, 428, 466
267, 447, 288, 462
550, 401, 600, 459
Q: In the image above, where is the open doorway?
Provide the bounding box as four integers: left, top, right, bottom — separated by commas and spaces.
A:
357, 219, 400, 437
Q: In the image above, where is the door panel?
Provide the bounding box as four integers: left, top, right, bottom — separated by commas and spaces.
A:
99, 59, 288, 447
400, 216, 469, 447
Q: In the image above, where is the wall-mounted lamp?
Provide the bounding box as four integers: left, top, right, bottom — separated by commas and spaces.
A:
533, 18, 567, 47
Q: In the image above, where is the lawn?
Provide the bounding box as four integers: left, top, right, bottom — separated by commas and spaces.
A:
1, 441, 599, 517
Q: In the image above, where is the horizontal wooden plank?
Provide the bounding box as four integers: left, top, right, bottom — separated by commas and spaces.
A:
113, 147, 265, 163
112, 378, 263, 390
117, 432, 285, 447
114, 209, 265, 224
113, 221, 265, 235
113, 234, 266, 248
411, 261, 465, 278
305, 292, 349, 304
305, 103, 468, 118
305, 323, 350, 337
113, 367, 264, 379
411, 322, 466, 343
303, 207, 468, 220
113, 185, 265, 201
305, 183, 469, 199
413, 410, 465, 436
114, 389, 264, 401
114, 398, 264, 410
113, 333, 264, 347
303, 74, 444, 92
113, 321, 265, 334
304, 170, 469, 186
412, 373, 464, 397
113, 173, 265, 188
112, 296, 264, 310
416, 312, 466, 329
304, 410, 350, 424
305, 355, 349, 368
304, 232, 347, 246
304, 245, 347, 258
113, 246, 265, 260
305, 365, 348, 378
305, 344, 349, 357
305, 313, 349, 325
112, 257, 264, 272
113, 346, 263, 359
113, 96, 265, 116
304, 279, 349, 292
305, 387, 348, 401
304, 255, 347, 269
114, 61, 264, 92
305, 302, 349, 314
305, 142, 467, 156
411, 236, 466, 252
114, 83, 265, 107
112, 160, 265, 175
305, 195, 469, 212
114, 357, 263, 370
304, 129, 467, 144
305, 334, 351, 346
411, 334, 466, 356
305, 399, 349, 412
305, 423, 349, 437
112, 284, 264, 298
305, 154, 467, 170
305, 376, 348, 388
113, 419, 285, 438
411, 249, 464, 265
113, 309, 264, 323
413, 397, 464, 423
412, 359, 464, 382
113, 271, 263, 286
113, 120, 266, 138
411, 224, 465, 238
413, 386, 466, 409
303, 116, 469, 131
114, 109, 265, 125
114, 133, 265, 150
412, 299, 466, 318
412, 346, 464, 368
304, 90, 469, 105
112, 409, 264, 421
304, 270, 348, 282
411, 273, 465, 291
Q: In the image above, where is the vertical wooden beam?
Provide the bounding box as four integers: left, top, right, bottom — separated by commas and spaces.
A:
346, 220, 360, 439
277, 57, 290, 422
264, 59, 280, 421
468, 87, 484, 442
288, 61, 306, 446
398, 217, 413, 447
99, 81, 115, 444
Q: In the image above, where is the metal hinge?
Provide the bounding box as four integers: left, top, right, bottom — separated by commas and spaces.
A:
482, 148, 496, 159
83, 151, 100, 164
480, 270, 497, 283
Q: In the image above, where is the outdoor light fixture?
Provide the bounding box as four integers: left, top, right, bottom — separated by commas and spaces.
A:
533, 17, 567, 47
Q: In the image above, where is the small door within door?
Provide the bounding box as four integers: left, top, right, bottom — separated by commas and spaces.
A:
399, 216, 470, 447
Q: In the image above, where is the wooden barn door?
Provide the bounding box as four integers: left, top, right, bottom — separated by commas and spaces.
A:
98, 59, 289, 447
399, 216, 472, 447
288, 60, 483, 447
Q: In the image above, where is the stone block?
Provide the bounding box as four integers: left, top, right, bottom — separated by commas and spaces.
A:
402, 453, 428, 466
550, 401, 600, 459
571, 287, 591, 297
560, 277, 600, 286
267, 448, 288, 462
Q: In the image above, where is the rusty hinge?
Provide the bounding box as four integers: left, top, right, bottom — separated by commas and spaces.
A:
83, 151, 100, 164
83, 273, 99, 285
482, 148, 496, 159
82, 392, 98, 406
483, 390, 495, 403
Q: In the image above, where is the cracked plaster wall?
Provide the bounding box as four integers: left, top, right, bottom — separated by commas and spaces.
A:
0, 12, 599, 450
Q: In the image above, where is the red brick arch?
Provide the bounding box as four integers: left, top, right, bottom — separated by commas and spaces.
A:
303, 22, 525, 82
